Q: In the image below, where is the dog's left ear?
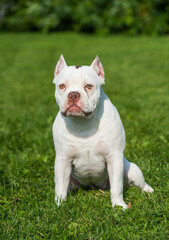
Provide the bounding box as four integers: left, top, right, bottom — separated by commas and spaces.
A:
91, 56, 105, 84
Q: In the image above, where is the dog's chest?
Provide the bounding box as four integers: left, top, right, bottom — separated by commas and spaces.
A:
67, 141, 109, 183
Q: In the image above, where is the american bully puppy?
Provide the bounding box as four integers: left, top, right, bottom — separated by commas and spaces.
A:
52, 55, 154, 209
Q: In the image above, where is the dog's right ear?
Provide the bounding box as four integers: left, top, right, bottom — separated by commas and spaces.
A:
54, 55, 67, 78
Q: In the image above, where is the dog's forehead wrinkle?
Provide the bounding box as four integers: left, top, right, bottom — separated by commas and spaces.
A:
62, 67, 92, 86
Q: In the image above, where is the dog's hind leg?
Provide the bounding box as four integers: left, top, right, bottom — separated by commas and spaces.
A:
124, 156, 154, 193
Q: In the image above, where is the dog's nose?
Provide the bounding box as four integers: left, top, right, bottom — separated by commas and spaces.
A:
68, 92, 80, 101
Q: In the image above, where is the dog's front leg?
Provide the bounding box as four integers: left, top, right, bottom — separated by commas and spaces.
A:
107, 153, 128, 209
54, 157, 72, 206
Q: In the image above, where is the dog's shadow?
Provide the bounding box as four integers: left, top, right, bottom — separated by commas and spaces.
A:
68, 184, 130, 198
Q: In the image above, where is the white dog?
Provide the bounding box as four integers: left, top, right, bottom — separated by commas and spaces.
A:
52, 55, 154, 209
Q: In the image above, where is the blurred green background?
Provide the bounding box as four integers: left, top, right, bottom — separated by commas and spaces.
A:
0, 0, 169, 35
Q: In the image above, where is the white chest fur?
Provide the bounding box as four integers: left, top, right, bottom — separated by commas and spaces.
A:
69, 141, 108, 185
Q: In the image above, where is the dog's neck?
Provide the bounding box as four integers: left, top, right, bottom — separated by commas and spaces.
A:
63, 88, 105, 138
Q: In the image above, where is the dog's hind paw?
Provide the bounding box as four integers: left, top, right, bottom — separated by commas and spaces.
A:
142, 183, 154, 193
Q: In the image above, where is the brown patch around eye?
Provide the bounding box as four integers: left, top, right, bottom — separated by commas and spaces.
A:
75, 65, 82, 69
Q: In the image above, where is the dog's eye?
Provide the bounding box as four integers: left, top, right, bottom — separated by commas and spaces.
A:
59, 84, 66, 89
85, 84, 93, 90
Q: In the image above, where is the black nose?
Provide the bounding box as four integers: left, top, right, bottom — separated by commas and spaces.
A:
68, 92, 80, 101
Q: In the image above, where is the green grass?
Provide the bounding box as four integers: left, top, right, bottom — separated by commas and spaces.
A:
0, 33, 168, 239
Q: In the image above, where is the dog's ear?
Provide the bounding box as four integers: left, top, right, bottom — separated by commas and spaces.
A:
91, 56, 105, 84
54, 55, 67, 77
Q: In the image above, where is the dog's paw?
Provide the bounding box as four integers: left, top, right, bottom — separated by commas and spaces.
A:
55, 196, 66, 206
111, 199, 129, 210
142, 183, 154, 193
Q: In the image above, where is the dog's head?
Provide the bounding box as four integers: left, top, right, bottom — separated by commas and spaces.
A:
53, 55, 105, 117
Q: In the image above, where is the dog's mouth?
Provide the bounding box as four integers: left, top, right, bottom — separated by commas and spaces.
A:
61, 105, 93, 117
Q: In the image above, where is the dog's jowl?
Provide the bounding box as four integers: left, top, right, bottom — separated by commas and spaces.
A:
52, 55, 154, 209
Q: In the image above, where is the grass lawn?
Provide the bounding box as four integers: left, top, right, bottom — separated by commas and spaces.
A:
0, 33, 168, 239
